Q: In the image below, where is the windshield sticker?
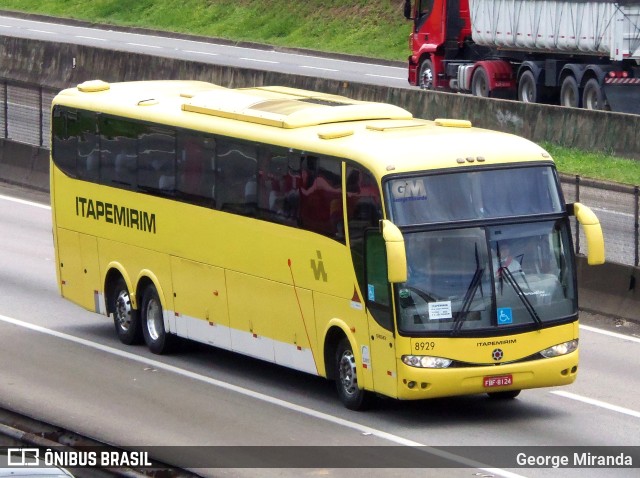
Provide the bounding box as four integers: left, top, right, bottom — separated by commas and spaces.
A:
367, 284, 375, 301
428, 301, 452, 320
497, 307, 513, 325
391, 179, 428, 203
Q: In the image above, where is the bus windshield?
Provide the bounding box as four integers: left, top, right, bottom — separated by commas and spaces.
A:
387, 165, 563, 225
396, 220, 576, 335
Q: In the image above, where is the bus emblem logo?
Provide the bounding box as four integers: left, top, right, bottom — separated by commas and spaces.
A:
492, 349, 504, 361
391, 180, 427, 202
311, 250, 328, 282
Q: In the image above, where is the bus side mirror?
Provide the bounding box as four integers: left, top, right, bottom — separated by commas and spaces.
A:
403, 0, 413, 20
381, 219, 408, 283
571, 202, 605, 265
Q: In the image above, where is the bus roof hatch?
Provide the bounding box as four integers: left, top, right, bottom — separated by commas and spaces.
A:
181, 88, 412, 128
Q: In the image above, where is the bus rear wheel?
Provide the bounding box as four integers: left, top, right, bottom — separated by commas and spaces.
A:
335, 338, 370, 410
110, 278, 142, 345
141, 284, 174, 354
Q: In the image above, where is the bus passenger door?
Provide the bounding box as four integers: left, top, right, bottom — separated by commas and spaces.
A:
364, 230, 398, 398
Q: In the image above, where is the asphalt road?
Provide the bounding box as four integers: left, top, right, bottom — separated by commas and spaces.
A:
1, 183, 640, 478
0, 13, 407, 88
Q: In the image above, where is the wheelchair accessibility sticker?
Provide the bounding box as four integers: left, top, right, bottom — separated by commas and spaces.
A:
497, 307, 513, 325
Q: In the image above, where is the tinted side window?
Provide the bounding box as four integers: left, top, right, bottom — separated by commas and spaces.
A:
216, 140, 258, 216
256, 147, 298, 226
99, 116, 137, 188
51, 107, 78, 177
299, 155, 344, 242
347, 165, 382, 296
176, 131, 216, 207
76, 110, 99, 182
138, 125, 176, 194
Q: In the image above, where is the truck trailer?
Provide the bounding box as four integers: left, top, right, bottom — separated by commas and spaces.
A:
405, 0, 640, 113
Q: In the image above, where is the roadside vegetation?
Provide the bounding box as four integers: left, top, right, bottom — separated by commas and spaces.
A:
0, 0, 638, 185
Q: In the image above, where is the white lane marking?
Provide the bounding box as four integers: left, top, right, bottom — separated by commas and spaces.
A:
551, 391, 640, 419
580, 324, 640, 343
182, 50, 219, 56
75, 35, 108, 42
0, 24, 13, 28
365, 73, 406, 80
27, 29, 56, 35
300, 65, 339, 72
0, 313, 524, 478
0, 194, 50, 210
126, 42, 162, 49
239, 57, 279, 64
590, 206, 634, 219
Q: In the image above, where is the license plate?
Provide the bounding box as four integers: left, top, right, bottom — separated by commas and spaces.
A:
483, 374, 513, 388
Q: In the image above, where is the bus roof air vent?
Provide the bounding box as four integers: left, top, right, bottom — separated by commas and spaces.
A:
182, 88, 412, 128
366, 120, 426, 131
435, 118, 472, 128
77, 80, 110, 93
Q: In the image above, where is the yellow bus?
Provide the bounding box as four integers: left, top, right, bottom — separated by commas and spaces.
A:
50, 80, 604, 409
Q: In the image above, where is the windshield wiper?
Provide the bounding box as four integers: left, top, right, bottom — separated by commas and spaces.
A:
451, 266, 485, 335
498, 267, 543, 328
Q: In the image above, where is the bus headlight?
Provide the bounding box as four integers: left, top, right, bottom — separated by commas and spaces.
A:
540, 339, 578, 358
402, 355, 452, 368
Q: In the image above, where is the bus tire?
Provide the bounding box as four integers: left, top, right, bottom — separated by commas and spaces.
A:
487, 390, 521, 400
110, 277, 142, 345
335, 337, 370, 410
141, 284, 174, 354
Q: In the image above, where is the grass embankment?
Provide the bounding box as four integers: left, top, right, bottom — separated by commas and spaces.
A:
0, 0, 638, 184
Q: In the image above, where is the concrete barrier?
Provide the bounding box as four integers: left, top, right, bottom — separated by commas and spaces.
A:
0, 139, 49, 192
577, 257, 640, 321
0, 36, 639, 158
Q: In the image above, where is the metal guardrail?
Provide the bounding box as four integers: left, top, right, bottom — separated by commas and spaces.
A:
1, 78, 638, 267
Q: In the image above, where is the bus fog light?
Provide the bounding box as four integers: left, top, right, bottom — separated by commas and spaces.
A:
402, 355, 452, 368
540, 339, 578, 358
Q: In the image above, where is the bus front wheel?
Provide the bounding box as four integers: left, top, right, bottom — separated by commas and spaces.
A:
141, 284, 174, 354
111, 278, 142, 345
335, 338, 370, 410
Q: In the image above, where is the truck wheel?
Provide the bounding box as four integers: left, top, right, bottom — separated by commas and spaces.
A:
471, 67, 490, 97
141, 284, 174, 354
560, 75, 581, 108
418, 59, 434, 90
518, 70, 538, 103
110, 277, 142, 345
582, 78, 608, 111
335, 338, 370, 410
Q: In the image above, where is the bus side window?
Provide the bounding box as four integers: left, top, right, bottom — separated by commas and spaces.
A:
176, 132, 216, 207
138, 125, 176, 194
365, 230, 393, 331
299, 155, 344, 242
347, 165, 382, 300
256, 147, 298, 225
76, 110, 99, 182
216, 139, 258, 216
99, 116, 137, 188
51, 107, 78, 178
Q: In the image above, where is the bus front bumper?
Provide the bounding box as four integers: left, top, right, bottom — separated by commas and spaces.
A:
394, 351, 578, 400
